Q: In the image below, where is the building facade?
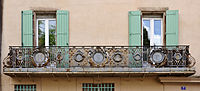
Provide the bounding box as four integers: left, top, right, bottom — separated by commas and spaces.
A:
1, 0, 200, 91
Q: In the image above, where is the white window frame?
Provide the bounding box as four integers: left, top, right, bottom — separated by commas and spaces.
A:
142, 18, 163, 46
36, 19, 56, 46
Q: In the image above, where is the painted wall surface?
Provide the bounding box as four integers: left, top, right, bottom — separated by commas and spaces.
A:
2, 77, 164, 91
1, 0, 200, 91
3, 77, 200, 91
164, 83, 200, 91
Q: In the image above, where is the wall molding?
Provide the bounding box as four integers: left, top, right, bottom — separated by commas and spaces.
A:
159, 77, 200, 83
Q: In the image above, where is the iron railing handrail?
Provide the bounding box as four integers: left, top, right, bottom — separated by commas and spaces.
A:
4, 45, 195, 69
9, 45, 189, 47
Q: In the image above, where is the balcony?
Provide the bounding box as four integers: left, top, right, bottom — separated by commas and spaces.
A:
3, 45, 195, 77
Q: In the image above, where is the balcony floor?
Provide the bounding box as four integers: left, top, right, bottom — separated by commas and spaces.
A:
3, 67, 195, 77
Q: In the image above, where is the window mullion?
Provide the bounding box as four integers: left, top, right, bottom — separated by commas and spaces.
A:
150, 19, 154, 46
45, 19, 49, 46
161, 19, 163, 45
36, 19, 39, 46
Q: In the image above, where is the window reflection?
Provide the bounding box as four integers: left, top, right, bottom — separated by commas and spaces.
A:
154, 20, 162, 45
37, 19, 56, 47
38, 20, 45, 47
154, 20, 161, 35
143, 20, 150, 46
49, 20, 56, 46
142, 19, 162, 46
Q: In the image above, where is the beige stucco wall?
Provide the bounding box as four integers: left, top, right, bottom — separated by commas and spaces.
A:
2, 0, 200, 75
164, 83, 200, 91
1, 0, 200, 91
2, 76, 200, 91
2, 77, 163, 91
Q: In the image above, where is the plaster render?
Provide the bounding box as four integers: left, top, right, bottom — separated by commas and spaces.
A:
1, 0, 200, 91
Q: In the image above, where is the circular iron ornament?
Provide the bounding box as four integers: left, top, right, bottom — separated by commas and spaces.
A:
93, 52, 104, 64
112, 52, 123, 62
32, 50, 49, 67
34, 52, 46, 64
133, 53, 141, 61
74, 53, 84, 62
174, 53, 182, 60
150, 51, 165, 63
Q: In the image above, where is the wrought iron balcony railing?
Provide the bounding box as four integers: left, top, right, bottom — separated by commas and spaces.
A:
3, 45, 195, 69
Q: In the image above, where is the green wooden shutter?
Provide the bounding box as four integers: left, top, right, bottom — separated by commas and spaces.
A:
128, 11, 142, 68
21, 10, 33, 46
56, 10, 69, 68
129, 11, 141, 46
56, 10, 69, 46
166, 10, 179, 45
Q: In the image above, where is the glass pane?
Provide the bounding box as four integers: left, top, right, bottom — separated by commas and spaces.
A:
154, 20, 162, 45
49, 20, 56, 46
154, 20, 161, 35
38, 20, 45, 46
143, 20, 150, 46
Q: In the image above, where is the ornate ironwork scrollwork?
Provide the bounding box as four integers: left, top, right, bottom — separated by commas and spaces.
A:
31, 49, 49, 67
74, 50, 85, 62
92, 51, 105, 64
57, 52, 63, 63
69, 48, 89, 67
3, 48, 14, 68
16, 50, 24, 68
174, 53, 182, 60
112, 52, 123, 62
150, 51, 165, 63
88, 47, 108, 67
133, 53, 141, 61
3, 45, 195, 69
149, 49, 167, 67
129, 47, 143, 67
187, 55, 196, 68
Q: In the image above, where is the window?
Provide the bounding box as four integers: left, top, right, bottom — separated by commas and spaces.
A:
142, 15, 163, 46
21, 10, 69, 46
34, 11, 56, 47
14, 84, 36, 91
36, 19, 56, 46
82, 83, 114, 91
128, 9, 178, 46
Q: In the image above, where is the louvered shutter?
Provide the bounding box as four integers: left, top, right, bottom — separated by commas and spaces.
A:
56, 10, 69, 46
56, 10, 69, 68
128, 11, 142, 67
21, 10, 33, 46
166, 10, 179, 45
129, 11, 141, 46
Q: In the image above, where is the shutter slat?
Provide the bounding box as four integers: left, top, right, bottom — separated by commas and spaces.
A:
56, 10, 69, 68
22, 10, 33, 46
128, 11, 142, 68
56, 10, 69, 46
129, 11, 141, 46
166, 10, 179, 45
